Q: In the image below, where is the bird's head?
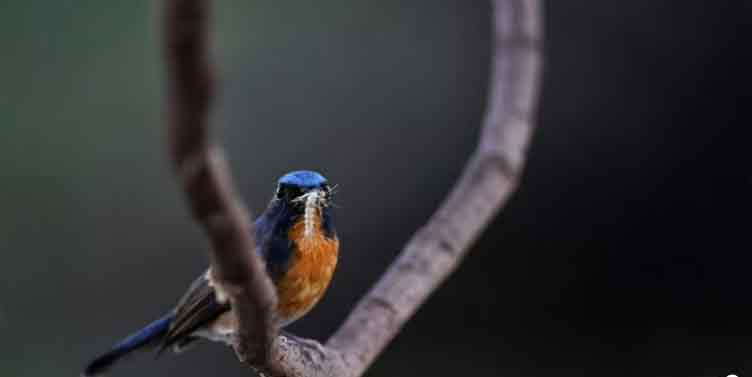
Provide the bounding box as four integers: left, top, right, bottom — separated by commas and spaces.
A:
274, 170, 334, 212
272, 170, 335, 238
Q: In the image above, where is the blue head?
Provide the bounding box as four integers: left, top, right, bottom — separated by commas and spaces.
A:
274, 170, 331, 204
277, 170, 328, 191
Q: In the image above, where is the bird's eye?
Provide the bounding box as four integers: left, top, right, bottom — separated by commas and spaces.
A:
276, 184, 304, 201
288, 187, 303, 198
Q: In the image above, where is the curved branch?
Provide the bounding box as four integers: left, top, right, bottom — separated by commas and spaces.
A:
163, 0, 279, 371
161, 0, 542, 376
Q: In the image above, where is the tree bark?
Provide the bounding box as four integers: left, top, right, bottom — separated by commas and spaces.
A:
163, 0, 279, 371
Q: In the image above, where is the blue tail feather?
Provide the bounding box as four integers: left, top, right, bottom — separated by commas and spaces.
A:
83, 313, 174, 376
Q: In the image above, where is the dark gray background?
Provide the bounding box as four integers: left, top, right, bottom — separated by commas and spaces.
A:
1, 1, 750, 376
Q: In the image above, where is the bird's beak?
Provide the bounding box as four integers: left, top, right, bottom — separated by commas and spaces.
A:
292, 188, 325, 207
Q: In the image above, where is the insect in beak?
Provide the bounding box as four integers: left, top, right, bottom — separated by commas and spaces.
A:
292, 189, 326, 237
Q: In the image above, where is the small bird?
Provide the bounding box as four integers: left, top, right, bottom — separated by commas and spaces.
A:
83, 170, 339, 376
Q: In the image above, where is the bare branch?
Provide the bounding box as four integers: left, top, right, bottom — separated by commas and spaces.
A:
328, 0, 543, 374
163, 0, 279, 370
162, 0, 542, 376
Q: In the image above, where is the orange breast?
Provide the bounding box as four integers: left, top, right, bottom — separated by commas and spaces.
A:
276, 215, 339, 325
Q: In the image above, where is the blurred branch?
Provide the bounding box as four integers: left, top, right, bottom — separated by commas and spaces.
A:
163, 0, 279, 371
161, 0, 542, 376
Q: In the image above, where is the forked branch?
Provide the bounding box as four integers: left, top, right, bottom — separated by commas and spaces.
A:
163, 0, 543, 376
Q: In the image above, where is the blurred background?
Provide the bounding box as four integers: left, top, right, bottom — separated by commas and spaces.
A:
1, 1, 751, 376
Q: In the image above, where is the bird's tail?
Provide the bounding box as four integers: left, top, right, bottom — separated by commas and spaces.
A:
82, 313, 174, 377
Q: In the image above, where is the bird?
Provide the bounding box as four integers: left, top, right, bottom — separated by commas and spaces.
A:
83, 170, 339, 376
